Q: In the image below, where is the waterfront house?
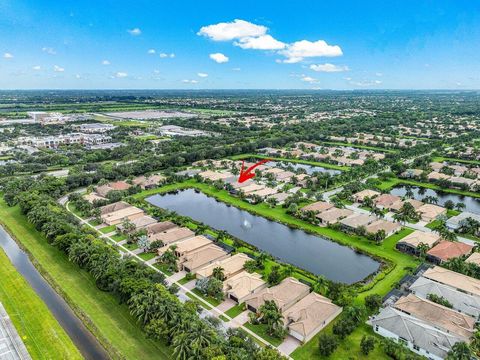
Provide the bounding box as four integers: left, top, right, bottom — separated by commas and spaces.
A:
373, 194, 402, 210
365, 219, 401, 238
196, 253, 250, 280
301, 201, 334, 214
426, 240, 473, 264
339, 213, 377, 232
181, 244, 229, 273
417, 204, 447, 222
446, 212, 480, 230
116, 215, 157, 232
396, 230, 440, 255
353, 189, 380, 203
316, 208, 353, 225
223, 271, 267, 304
153, 228, 196, 248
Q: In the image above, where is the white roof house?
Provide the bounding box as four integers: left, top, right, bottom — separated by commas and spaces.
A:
410, 276, 480, 318
370, 306, 464, 360
446, 212, 480, 230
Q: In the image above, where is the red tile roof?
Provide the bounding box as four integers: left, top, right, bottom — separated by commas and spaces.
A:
427, 240, 473, 261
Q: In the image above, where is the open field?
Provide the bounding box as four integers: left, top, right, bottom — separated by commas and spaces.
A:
0, 248, 82, 360
0, 197, 172, 360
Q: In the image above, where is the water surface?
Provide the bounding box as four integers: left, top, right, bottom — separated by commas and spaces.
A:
147, 189, 380, 284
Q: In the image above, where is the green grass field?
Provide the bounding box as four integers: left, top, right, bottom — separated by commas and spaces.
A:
225, 303, 245, 319
244, 323, 283, 347
0, 198, 172, 360
0, 249, 82, 360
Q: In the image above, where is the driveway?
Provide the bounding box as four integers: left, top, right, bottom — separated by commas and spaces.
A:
230, 310, 250, 327
216, 298, 236, 313
278, 335, 302, 355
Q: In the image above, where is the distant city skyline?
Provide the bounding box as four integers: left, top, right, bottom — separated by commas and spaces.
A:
1, 0, 480, 89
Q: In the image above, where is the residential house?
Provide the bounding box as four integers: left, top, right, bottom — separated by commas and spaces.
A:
393, 294, 475, 340
427, 240, 473, 264
447, 212, 480, 230
223, 271, 267, 304
153, 227, 196, 248
100, 201, 131, 215
423, 266, 480, 298
353, 189, 380, 203
83, 192, 107, 204
316, 208, 353, 225
339, 213, 377, 232
365, 219, 401, 238
283, 293, 342, 343
396, 230, 440, 255
427, 171, 451, 182
389, 199, 424, 212
196, 253, 250, 280
132, 175, 165, 189
371, 306, 464, 360
145, 221, 177, 235
249, 187, 278, 199
244, 277, 310, 313
161, 235, 212, 260
417, 204, 447, 222
301, 201, 334, 214
374, 194, 402, 210
100, 203, 144, 226
181, 244, 229, 273
116, 215, 157, 232
267, 192, 290, 205
410, 276, 480, 318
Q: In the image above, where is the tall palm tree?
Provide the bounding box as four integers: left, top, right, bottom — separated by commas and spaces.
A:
212, 266, 225, 281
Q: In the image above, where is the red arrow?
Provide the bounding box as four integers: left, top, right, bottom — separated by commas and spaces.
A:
238, 159, 271, 183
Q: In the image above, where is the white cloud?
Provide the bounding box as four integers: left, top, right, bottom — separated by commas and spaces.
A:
42, 47, 56, 55
159, 52, 175, 58
198, 19, 266, 41
310, 63, 349, 72
102, 60, 110, 65
127, 28, 141, 36
301, 76, 318, 83
147, 49, 156, 54
153, 69, 160, 74
344, 77, 352, 81
32, 65, 41, 70
209, 53, 229, 63
232, 67, 241, 71
197, 72, 208, 78
234, 35, 285, 50
375, 80, 382, 84
375, 72, 383, 77
350, 80, 382, 87
182, 79, 198, 84
3, 52, 13, 59
115, 72, 128, 78
75, 74, 81, 79
279, 40, 342, 63
53, 65, 64, 72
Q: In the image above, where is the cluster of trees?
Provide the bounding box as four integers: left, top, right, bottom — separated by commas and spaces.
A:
249, 301, 287, 340
6, 186, 287, 359
442, 256, 480, 280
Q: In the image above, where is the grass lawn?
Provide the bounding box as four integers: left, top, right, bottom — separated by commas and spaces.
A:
111, 233, 127, 242
178, 276, 193, 285
225, 303, 245, 319
291, 322, 386, 360
426, 219, 441, 230
99, 225, 116, 234
244, 323, 283, 347
0, 249, 82, 360
153, 263, 174, 276
88, 219, 102, 226
230, 153, 348, 171
191, 289, 222, 307
219, 315, 229, 322
138, 252, 157, 261
124, 242, 139, 251
0, 198, 172, 360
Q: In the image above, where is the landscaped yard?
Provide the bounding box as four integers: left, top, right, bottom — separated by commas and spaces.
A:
99, 225, 116, 234
0, 248, 82, 360
153, 263, 174, 276
185, 292, 212, 310
191, 289, 222, 307
178, 275, 193, 285
0, 198, 172, 360
111, 232, 127, 242
244, 323, 283, 347
138, 252, 157, 261
124, 242, 139, 251
225, 303, 245, 319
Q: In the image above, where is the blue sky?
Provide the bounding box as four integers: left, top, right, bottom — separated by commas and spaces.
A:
1, 0, 480, 89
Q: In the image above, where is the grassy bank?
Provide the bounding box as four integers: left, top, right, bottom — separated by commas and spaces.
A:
229, 153, 348, 171
0, 248, 82, 360
0, 198, 172, 360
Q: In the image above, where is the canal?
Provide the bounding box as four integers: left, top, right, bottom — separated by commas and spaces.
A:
0, 226, 109, 360
147, 189, 380, 284
390, 185, 480, 214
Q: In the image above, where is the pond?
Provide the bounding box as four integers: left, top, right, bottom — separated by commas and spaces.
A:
267, 161, 341, 176
0, 226, 108, 360
390, 185, 480, 214
146, 189, 380, 284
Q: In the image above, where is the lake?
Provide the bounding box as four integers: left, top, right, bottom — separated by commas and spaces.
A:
390, 185, 480, 214
146, 189, 380, 284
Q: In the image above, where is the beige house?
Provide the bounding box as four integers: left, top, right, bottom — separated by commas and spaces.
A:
374, 194, 402, 210
83, 192, 107, 204
365, 219, 401, 237
394, 294, 475, 341
116, 215, 157, 232
244, 277, 310, 313
100, 204, 144, 226
396, 230, 440, 255
301, 201, 334, 214
353, 189, 380, 203
423, 266, 480, 298
417, 204, 447, 222
466, 252, 480, 266
283, 293, 342, 343
100, 201, 131, 215
196, 253, 250, 280
340, 213, 377, 231
151, 227, 195, 246
146, 221, 177, 235
159, 235, 212, 259
223, 271, 267, 303
389, 199, 424, 212
241, 183, 266, 194
181, 244, 229, 273
132, 174, 165, 189
316, 208, 353, 225
427, 171, 451, 182
249, 187, 278, 199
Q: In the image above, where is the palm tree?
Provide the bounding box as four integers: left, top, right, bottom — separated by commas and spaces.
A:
314, 275, 329, 294
455, 202, 466, 212
417, 242, 429, 259
423, 195, 438, 204
212, 266, 225, 281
